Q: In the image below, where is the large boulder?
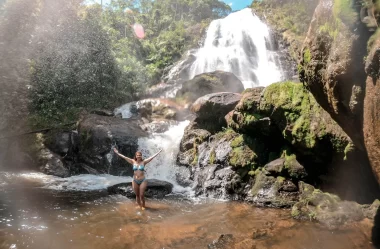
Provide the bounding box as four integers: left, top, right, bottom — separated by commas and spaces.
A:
107, 179, 173, 198
298, 0, 380, 184
298, 0, 368, 151
77, 114, 148, 176
176, 71, 244, 103
228, 82, 351, 162
291, 181, 371, 229
190, 92, 241, 133
364, 36, 380, 183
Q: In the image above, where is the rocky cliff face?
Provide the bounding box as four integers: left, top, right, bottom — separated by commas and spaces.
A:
364, 35, 380, 184
298, 0, 380, 183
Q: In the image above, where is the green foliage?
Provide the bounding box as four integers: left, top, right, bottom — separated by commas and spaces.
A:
251, 0, 318, 60
367, 27, 380, 52
102, 0, 231, 84
30, 5, 126, 125
26, 0, 231, 127
333, 0, 357, 25
303, 49, 311, 64
319, 22, 339, 40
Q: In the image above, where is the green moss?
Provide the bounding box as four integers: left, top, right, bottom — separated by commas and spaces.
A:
367, 28, 380, 52
319, 22, 339, 40
248, 170, 256, 176
333, 0, 357, 25
209, 149, 216, 164
291, 115, 316, 148
229, 146, 257, 168
276, 176, 285, 184
284, 153, 296, 169
343, 141, 354, 160
262, 82, 332, 151
291, 207, 301, 218
191, 148, 198, 166
303, 49, 311, 64
230, 135, 244, 148
215, 127, 237, 141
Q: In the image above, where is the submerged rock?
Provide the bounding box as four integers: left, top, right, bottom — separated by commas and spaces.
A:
208, 234, 235, 249
107, 179, 173, 198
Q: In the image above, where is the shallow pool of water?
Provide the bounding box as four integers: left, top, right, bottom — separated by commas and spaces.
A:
0, 172, 376, 249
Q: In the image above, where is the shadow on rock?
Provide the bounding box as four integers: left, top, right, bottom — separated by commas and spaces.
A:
373, 206, 380, 248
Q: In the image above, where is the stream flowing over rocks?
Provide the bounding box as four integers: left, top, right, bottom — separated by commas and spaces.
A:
12, 5, 380, 235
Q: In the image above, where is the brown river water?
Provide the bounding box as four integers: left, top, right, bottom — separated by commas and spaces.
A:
0, 172, 376, 249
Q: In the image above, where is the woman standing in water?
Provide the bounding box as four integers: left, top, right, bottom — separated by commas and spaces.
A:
113, 148, 162, 210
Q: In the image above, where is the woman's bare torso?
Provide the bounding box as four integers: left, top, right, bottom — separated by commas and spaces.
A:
133, 160, 145, 180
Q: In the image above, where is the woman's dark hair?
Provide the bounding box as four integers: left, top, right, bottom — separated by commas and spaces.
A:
134, 151, 143, 161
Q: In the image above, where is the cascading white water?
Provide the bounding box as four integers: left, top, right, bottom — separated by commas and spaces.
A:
3, 9, 284, 194
189, 8, 283, 88
137, 120, 190, 193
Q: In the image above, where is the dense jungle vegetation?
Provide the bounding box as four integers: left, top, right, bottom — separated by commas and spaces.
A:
0, 0, 231, 127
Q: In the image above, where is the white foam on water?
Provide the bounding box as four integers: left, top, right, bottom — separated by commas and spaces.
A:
42, 174, 132, 191
114, 102, 136, 119
0, 172, 131, 191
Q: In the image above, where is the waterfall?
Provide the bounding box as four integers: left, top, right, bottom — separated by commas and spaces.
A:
137, 120, 190, 193
172, 8, 284, 89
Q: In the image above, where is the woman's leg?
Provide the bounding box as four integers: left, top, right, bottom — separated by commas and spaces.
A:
132, 180, 141, 208
139, 180, 148, 210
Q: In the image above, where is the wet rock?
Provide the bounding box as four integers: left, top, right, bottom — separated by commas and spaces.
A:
292, 181, 365, 229
363, 199, 380, 219
284, 156, 307, 179
133, 98, 187, 121
175, 166, 193, 187
90, 109, 114, 116
252, 228, 269, 239
107, 179, 173, 198
299, 0, 367, 150
246, 171, 298, 208
193, 164, 243, 200
177, 71, 244, 103
39, 148, 70, 178
191, 92, 242, 119
280, 180, 298, 192
264, 158, 285, 175
179, 125, 211, 150
208, 234, 235, 249
190, 92, 241, 133
44, 131, 71, 156
140, 120, 177, 133
70, 163, 100, 175
264, 157, 306, 180
233, 239, 256, 249
162, 50, 197, 85
77, 114, 148, 176
364, 38, 380, 183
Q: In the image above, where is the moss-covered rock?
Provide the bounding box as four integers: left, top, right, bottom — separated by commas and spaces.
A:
247, 170, 299, 208
298, 0, 369, 149
292, 181, 366, 228
229, 82, 350, 162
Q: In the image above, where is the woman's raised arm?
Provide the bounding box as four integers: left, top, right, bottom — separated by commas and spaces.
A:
143, 149, 163, 165
113, 148, 134, 164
